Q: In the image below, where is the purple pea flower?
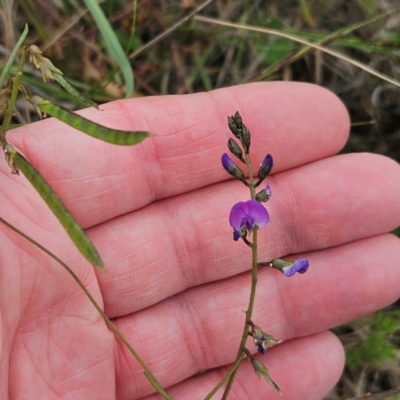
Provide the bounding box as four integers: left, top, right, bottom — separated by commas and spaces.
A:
266, 258, 309, 277
281, 259, 309, 277
229, 200, 269, 241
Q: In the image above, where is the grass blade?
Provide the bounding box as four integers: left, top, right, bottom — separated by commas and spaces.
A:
7, 147, 104, 268
0, 24, 29, 89
83, 0, 134, 97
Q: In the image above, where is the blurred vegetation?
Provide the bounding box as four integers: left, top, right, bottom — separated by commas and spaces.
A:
1, 0, 400, 399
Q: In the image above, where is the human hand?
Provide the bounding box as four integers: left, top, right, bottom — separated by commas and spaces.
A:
1, 82, 400, 400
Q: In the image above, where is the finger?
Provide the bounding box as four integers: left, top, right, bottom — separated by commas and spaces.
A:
112, 234, 400, 398
140, 331, 344, 400
92, 152, 400, 316
6, 82, 349, 229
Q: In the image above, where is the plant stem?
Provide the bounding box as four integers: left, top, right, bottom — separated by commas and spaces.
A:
0, 216, 172, 400
220, 152, 258, 399
1, 46, 28, 146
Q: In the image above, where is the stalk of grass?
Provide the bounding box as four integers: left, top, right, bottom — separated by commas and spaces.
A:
0, 24, 28, 89
194, 15, 400, 88
83, 0, 134, 97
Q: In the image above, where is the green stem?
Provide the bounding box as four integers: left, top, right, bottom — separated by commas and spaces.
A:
1, 47, 28, 146
0, 216, 172, 400
220, 152, 258, 399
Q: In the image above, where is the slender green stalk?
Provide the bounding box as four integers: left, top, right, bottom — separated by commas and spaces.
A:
0, 216, 172, 400
0, 24, 28, 90
1, 47, 28, 146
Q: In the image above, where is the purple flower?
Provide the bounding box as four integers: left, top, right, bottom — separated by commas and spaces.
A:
265, 258, 309, 277
281, 259, 309, 277
229, 200, 269, 240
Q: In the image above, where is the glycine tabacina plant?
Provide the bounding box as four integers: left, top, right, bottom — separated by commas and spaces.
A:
220, 111, 309, 398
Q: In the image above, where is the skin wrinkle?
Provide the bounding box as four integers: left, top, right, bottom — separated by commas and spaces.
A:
175, 295, 207, 374
163, 200, 196, 290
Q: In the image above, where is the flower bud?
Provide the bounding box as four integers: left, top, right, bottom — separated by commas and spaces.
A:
240, 124, 251, 153
268, 258, 309, 277
257, 154, 273, 182
221, 153, 245, 181
256, 184, 272, 203
227, 112, 242, 139
227, 138, 243, 161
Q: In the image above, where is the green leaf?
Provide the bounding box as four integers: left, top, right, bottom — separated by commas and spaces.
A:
83, 0, 134, 97
31, 96, 150, 145
9, 148, 104, 269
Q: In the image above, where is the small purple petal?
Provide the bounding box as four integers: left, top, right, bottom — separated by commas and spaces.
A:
233, 229, 241, 241
229, 200, 269, 233
261, 154, 273, 170
265, 184, 272, 198
282, 259, 309, 277
256, 344, 267, 355
221, 153, 235, 172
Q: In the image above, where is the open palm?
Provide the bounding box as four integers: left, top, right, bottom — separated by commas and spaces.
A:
1, 82, 400, 400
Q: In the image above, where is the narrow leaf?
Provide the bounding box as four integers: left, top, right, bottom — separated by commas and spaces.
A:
10, 148, 104, 268
0, 24, 29, 89
31, 96, 150, 145
83, 0, 134, 97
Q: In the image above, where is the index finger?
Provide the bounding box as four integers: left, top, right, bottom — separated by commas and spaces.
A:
8, 82, 349, 229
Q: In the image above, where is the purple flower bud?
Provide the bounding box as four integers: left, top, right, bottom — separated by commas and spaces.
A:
257, 154, 273, 182
268, 258, 309, 277
221, 153, 245, 181
229, 200, 269, 241
255, 184, 272, 203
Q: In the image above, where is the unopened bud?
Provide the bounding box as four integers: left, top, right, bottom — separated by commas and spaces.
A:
241, 124, 251, 153
256, 184, 272, 203
257, 154, 273, 182
227, 138, 243, 161
221, 153, 245, 182
227, 112, 242, 139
